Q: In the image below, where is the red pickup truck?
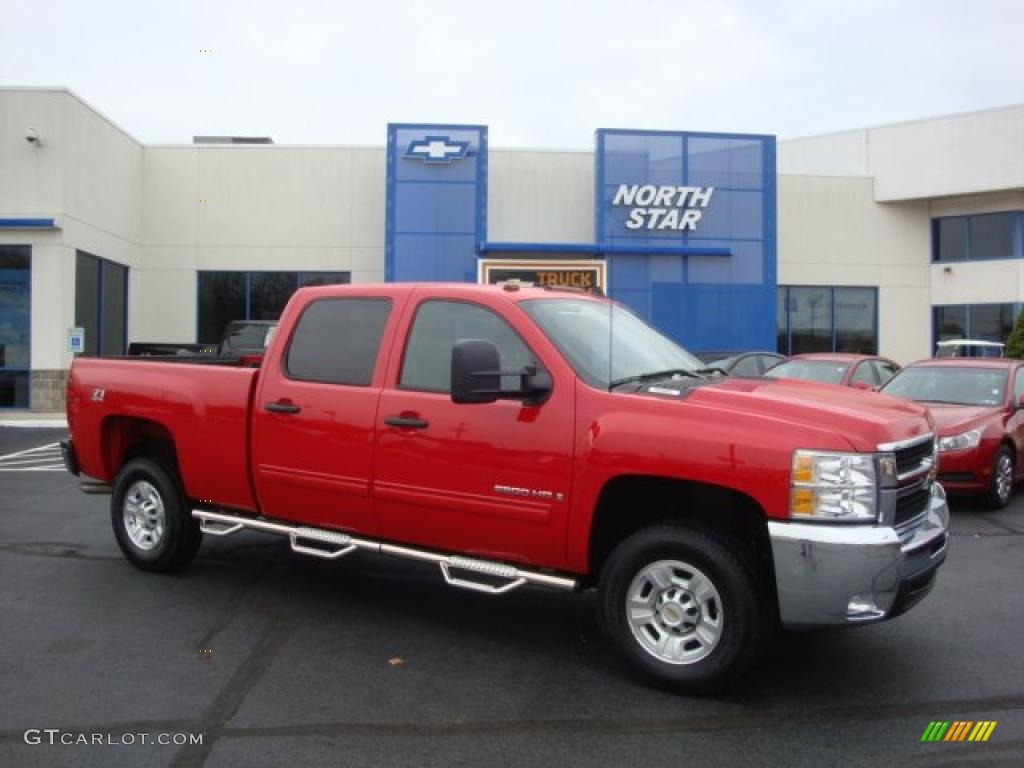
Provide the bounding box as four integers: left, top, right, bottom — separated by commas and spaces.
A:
63, 283, 949, 692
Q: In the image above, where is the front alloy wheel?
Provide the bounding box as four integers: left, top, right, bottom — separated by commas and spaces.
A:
986, 447, 1014, 509
626, 559, 723, 665
598, 525, 770, 693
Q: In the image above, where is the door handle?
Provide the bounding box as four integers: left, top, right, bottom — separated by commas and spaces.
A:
265, 401, 302, 414
384, 415, 430, 429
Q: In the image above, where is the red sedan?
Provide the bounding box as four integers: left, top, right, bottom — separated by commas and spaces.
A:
764, 353, 900, 390
880, 359, 1023, 508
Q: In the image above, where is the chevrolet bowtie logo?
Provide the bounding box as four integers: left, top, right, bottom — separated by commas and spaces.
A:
406, 136, 470, 164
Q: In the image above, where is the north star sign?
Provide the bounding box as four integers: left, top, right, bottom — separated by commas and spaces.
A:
613, 184, 715, 231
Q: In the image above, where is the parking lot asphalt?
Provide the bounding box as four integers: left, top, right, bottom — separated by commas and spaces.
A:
0, 426, 1022, 767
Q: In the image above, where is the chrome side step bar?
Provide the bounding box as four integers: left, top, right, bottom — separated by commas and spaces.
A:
192, 509, 577, 594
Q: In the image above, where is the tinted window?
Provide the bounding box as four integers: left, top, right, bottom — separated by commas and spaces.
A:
730, 356, 760, 376
849, 362, 876, 387
873, 360, 899, 385
74, 252, 100, 356
935, 217, 967, 262
1014, 368, 1024, 402
882, 366, 1007, 407
198, 272, 246, 345
286, 298, 391, 385
250, 272, 296, 322
401, 301, 535, 393
764, 360, 849, 385
969, 214, 1015, 261
0, 245, 31, 407
834, 287, 877, 354
788, 288, 832, 354
198, 271, 352, 344
101, 261, 127, 355
75, 250, 127, 356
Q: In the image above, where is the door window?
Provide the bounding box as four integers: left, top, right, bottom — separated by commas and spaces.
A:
730, 355, 760, 376
285, 298, 391, 385
849, 362, 877, 387
1013, 367, 1024, 404
400, 301, 536, 393
873, 360, 899, 386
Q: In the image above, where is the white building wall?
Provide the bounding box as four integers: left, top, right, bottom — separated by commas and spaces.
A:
136, 144, 386, 341
0, 88, 142, 375
927, 191, 1024, 308
488, 150, 594, 243
777, 175, 932, 363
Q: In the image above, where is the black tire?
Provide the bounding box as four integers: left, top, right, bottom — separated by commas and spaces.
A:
111, 458, 202, 572
984, 445, 1015, 510
597, 525, 770, 694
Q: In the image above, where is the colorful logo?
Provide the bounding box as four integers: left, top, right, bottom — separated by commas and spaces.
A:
921, 721, 997, 742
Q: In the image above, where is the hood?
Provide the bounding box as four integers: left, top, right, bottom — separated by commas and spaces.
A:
926, 403, 1002, 435
680, 377, 932, 452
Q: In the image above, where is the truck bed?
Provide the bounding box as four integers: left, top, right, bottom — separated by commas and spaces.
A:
67, 357, 261, 512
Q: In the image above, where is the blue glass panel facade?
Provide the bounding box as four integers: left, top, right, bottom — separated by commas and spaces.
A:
596, 130, 777, 353
386, 124, 487, 283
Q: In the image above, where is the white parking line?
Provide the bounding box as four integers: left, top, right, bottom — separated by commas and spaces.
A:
0, 443, 66, 472
0, 442, 60, 461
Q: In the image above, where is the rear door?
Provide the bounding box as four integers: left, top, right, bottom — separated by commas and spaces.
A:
251, 288, 408, 532
372, 294, 575, 568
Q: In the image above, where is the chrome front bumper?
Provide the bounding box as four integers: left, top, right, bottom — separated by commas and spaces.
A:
768, 483, 949, 628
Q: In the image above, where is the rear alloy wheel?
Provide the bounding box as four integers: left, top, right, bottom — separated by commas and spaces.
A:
598, 525, 769, 693
111, 458, 202, 572
986, 446, 1015, 510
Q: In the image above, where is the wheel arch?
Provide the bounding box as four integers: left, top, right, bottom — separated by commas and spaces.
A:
588, 474, 775, 594
100, 415, 180, 480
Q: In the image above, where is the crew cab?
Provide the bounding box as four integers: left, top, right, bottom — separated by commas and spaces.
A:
62, 283, 949, 692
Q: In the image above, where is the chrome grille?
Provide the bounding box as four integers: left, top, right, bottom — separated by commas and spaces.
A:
880, 433, 936, 530
895, 482, 931, 527
895, 438, 934, 477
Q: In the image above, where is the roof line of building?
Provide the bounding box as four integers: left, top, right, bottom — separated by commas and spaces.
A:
6, 85, 1022, 152
1, 86, 144, 147
781, 101, 1024, 144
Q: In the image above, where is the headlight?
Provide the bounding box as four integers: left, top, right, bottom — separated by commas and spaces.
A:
791, 450, 878, 522
938, 429, 981, 453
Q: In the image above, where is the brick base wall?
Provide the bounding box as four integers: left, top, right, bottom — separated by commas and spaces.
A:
30, 369, 69, 411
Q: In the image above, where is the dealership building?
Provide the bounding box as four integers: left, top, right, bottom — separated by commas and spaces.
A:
1, 86, 1023, 410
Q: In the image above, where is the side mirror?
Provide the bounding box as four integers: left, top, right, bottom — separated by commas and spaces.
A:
451, 339, 500, 404
450, 339, 552, 405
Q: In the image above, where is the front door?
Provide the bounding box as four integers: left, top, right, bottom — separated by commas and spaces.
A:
372, 296, 575, 568
251, 290, 406, 532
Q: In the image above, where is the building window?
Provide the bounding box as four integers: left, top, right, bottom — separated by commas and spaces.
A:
197, 271, 351, 344
933, 211, 1022, 262
0, 245, 31, 408
75, 251, 128, 357
777, 286, 878, 356
933, 303, 1018, 347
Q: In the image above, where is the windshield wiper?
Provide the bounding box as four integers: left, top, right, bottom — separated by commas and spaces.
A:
610, 369, 703, 389
915, 399, 972, 406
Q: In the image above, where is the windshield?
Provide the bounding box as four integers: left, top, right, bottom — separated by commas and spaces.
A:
763, 359, 849, 385
520, 298, 702, 388
881, 366, 1007, 406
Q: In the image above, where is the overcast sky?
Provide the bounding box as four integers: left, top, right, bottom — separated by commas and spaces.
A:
2, 0, 1022, 147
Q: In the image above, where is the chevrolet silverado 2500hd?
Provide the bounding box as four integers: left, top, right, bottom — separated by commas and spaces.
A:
62, 283, 949, 691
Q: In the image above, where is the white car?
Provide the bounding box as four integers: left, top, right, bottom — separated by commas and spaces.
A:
935, 339, 1005, 359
